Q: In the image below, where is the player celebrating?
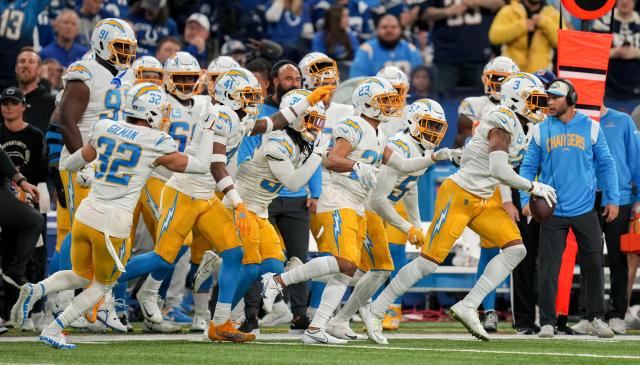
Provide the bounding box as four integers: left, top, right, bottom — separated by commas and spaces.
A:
361, 73, 557, 343
261, 77, 454, 344
11, 83, 211, 349
376, 66, 410, 137
131, 56, 164, 86
327, 98, 454, 340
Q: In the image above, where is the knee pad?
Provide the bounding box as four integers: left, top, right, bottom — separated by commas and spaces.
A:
502, 244, 527, 269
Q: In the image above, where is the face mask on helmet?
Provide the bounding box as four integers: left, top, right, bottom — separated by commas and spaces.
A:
371, 91, 403, 119
483, 71, 510, 99
207, 72, 221, 97
524, 92, 549, 122
166, 72, 203, 100
151, 102, 172, 131
234, 86, 264, 116
110, 40, 137, 69
393, 83, 408, 104
412, 115, 447, 149
300, 108, 326, 142
305, 59, 339, 88
135, 68, 163, 86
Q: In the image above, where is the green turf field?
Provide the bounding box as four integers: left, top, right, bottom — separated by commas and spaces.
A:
2, 322, 639, 365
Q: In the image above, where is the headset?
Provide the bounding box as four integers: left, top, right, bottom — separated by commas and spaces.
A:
551, 78, 578, 106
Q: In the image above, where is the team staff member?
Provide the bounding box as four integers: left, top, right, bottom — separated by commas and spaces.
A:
519, 79, 619, 338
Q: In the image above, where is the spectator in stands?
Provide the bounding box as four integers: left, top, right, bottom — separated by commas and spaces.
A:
40, 59, 64, 94
0, 0, 53, 91
221, 39, 249, 67
127, 0, 179, 56
265, 0, 314, 61
310, 0, 375, 42
593, 0, 640, 102
407, 65, 432, 103
77, 0, 116, 48
12, 48, 55, 134
155, 36, 181, 65
0, 90, 43, 325
350, 14, 422, 78
597, 105, 640, 334
421, 0, 502, 96
102, 0, 130, 18
632, 104, 640, 129
183, 13, 216, 67
246, 57, 273, 98
519, 79, 619, 338
311, 5, 359, 63
40, 10, 89, 68
489, 0, 560, 73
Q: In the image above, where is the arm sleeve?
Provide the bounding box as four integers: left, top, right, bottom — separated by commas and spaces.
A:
489, 151, 532, 191
268, 155, 323, 192
593, 125, 620, 205
488, 8, 527, 45
308, 165, 322, 198
402, 186, 422, 227
0, 147, 18, 180
369, 167, 412, 233
385, 150, 435, 173
499, 184, 513, 203
518, 133, 542, 207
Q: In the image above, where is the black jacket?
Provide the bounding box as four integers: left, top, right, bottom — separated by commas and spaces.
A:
23, 84, 55, 134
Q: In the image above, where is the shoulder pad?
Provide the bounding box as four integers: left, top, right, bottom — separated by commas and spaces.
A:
63, 61, 92, 83
265, 132, 295, 161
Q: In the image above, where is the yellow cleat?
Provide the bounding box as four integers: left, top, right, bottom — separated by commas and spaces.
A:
207, 320, 256, 343
382, 304, 402, 331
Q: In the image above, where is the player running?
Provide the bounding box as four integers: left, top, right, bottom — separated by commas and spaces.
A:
361, 73, 557, 343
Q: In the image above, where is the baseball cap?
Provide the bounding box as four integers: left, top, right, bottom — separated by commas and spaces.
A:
186, 13, 210, 32
534, 69, 556, 86
221, 39, 247, 56
546, 80, 571, 97
0, 87, 26, 104
141, 0, 167, 10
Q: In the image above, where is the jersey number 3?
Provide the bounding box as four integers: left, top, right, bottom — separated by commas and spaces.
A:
95, 136, 141, 186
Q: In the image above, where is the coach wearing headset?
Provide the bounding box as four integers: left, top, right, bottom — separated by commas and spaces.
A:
519, 79, 619, 338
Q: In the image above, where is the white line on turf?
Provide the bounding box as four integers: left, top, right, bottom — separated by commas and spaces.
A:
253, 341, 640, 360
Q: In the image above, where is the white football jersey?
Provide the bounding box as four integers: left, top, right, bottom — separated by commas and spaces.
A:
235, 130, 305, 217
450, 105, 531, 199
319, 102, 355, 190
458, 95, 497, 123
166, 104, 241, 200
380, 106, 409, 137
150, 94, 208, 181
317, 115, 387, 216
59, 59, 134, 167
75, 119, 177, 237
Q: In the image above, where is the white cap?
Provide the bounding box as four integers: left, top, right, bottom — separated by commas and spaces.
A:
186, 13, 210, 32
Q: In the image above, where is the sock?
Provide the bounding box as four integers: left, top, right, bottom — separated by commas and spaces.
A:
335, 270, 390, 322
50, 281, 105, 330
213, 302, 231, 326
117, 251, 172, 283
217, 247, 243, 305
112, 283, 127, 314
193, 292, 210, 316
281, 256, 339, 286
309, 273, 351, 329
309, 281, 326, 309
386, 243, 407, 304
232, 264, 259, 308
142, 275, 163, 292
159, 246, 188, 299
478, 247, 500, 311
260, 258, 284, 275
463, 245, 526, 308
371, 256, 438, 318
41, 270, 90, 298
58, 234, 73, 270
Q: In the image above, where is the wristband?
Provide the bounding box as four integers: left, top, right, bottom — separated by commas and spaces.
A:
226, 188, 242, 207
264, 117, 273, 134
211, 154, 227, 164
281, 107, 297, 125
217, 175, 234, 191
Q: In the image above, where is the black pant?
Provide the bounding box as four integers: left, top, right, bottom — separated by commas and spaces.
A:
268, 197, 310, 317
538, 210, 605, 326
600, 204, 631, 320
0, 189, 44, 319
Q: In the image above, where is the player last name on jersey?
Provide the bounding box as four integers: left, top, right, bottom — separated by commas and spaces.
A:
107, 124, 140, 140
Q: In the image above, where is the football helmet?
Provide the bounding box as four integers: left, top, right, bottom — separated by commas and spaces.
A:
164, 52, 204, 100
406, 98, 447, 149
214, 68, 264, 117
132, 56, 163, 86
280, 89, 326, 142
376, 66, 409, 102
90, 18, 137, 70
124, 82, 171, 131
500, 72, 548, 123
352, 77, 402, 123
299, 52, 339, 90
482, 56, 519, 99
206, 56, 240, 96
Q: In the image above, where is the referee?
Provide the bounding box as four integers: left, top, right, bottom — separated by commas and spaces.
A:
519, 79, 619, 338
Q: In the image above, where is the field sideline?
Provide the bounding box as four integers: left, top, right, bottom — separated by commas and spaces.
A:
1, 322, 639, 365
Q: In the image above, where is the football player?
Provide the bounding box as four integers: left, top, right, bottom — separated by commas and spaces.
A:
11, 83, 211, 349
376, 65, 410, 137
361, 73, 556, 343
131, 56, 164, 86
262, 77, 452, 344
326, 99, 454, 340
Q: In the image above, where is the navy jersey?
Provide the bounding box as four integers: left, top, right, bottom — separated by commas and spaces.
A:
423, 0, 494, 64
127, 14, 178, 56
0, 0, 53, 89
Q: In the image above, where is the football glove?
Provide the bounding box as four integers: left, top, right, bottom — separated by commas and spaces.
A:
312, 133, 330, 158
234, 203, 252, 237
352, 162, 379, 190
76, 164, 94, 188
407, 226, 426, 248
307, 85, 335, 106
529, 181, 557, 208
432, 148, 462, 164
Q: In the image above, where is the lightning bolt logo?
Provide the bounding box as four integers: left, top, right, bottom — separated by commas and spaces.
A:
332, 210, 342, 254
144, 187, 160, 220
68, 173, 76, 223
363, 235, 375, 266
158, 193, 179, 241
428, 196, 452, 249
